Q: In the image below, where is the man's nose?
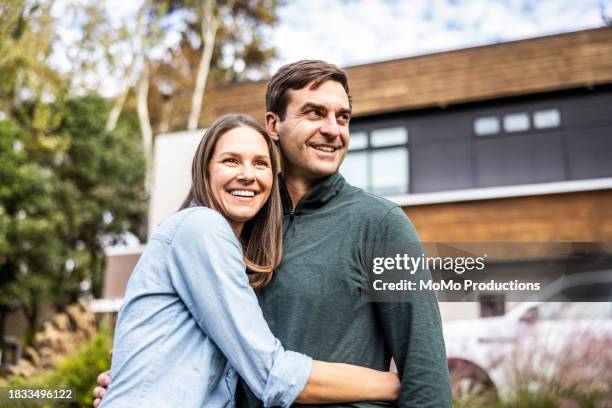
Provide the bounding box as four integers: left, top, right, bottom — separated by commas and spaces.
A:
319, 115, 341, 138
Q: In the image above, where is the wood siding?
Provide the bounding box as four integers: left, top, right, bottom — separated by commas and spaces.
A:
203, 27, 612, 124
404, 189, 612, 243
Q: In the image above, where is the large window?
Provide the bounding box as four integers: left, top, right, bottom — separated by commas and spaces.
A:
341, 126, 409, 195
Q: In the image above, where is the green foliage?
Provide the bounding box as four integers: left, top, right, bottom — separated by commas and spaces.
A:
0, 120, 68, 343
1, 325, 113, 408
53, 95, 147, 298
0, 0, 66, 132
0, 95, 146, 344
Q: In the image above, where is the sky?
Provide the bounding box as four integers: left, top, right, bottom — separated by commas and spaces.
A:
269, 0, 612, 72
53, 0, 612, 95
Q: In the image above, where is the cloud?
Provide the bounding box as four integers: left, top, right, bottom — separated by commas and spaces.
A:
269, 0, 612, 71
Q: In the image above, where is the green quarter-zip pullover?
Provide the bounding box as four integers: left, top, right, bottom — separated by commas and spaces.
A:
237, 172, 451, 408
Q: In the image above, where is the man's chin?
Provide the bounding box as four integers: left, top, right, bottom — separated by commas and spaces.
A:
308, 165, 340, 180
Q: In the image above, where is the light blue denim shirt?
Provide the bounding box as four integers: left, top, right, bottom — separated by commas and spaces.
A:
101, 207, 312, 408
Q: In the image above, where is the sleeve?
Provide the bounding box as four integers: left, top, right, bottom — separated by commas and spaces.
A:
167, 209, 312, 408
371, 206, 452, 408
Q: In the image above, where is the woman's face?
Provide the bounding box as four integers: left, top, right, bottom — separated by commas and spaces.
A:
208, 126, 274, 234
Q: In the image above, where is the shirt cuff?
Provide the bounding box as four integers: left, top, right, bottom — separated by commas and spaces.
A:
261, 350, 313, 408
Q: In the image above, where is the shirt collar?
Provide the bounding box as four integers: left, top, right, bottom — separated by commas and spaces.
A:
280, 172, 345, 214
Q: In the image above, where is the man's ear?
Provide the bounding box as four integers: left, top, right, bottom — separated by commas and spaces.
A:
265, 112, 280, 141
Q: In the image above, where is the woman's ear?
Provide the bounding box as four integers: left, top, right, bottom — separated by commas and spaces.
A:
265, 112, 280, 141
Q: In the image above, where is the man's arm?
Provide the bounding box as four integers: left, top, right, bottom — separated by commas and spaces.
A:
371, 206, 452, 408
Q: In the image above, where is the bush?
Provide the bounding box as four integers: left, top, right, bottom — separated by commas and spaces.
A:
0, 325, 112, 408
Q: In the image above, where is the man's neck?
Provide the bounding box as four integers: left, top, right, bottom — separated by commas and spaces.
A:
282, 172, 318, 209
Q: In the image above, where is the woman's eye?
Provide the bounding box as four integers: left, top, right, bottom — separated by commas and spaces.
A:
223, 158, 238, 165
255, 160, 269, 167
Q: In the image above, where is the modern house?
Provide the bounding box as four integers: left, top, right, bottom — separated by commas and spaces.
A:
97, 27, 612, 319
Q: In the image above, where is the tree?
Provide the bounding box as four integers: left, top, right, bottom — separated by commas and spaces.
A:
0, 0, 67, 133
166, 0, 279, 131
0, 1, 146, 353
0, 120, 68, 353
99, 0, 281, 177
53, 96, 147, 299
0, 96, 146, 352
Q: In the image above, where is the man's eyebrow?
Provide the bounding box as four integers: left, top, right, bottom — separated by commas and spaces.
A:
298, 102, 352, 115
298, 102, 327, 113
337, 107, 352, 116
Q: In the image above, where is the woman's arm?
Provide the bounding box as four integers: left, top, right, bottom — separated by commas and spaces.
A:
169, 209, 397, 407
298, 361, 400, 403
92, 360, 400, 406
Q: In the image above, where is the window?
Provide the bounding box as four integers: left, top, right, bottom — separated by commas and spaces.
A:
475, 108, 561, 137
371, 148, 408, 195
533, 109, 561, 129
341, 151, 368, 190
349, 131, 368, 150
371, 127, 408, 147
474, 116, 500, 136
340, 126, 409, 195
503, 113, 530, 132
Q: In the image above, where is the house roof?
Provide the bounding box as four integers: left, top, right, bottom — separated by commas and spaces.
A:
205, 27, 612, 121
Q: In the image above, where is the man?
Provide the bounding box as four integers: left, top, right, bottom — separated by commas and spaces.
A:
95, 60, 451, 407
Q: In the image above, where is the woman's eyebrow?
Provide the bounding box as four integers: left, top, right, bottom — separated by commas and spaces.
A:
252, 154, 271, 161
217, 151, 270, 160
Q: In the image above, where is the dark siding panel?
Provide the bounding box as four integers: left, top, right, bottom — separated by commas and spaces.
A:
409, 113, 472, 146
475, 133, 565, 187
412, 142, 473, 192
563, 96, 612, 130
566, 126, 612, 179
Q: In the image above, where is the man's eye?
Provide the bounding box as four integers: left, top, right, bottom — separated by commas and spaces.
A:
307, 109, 323, 118
337, 114, 351, 124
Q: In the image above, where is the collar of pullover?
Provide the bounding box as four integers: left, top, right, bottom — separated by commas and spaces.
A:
280, 172, 345, 215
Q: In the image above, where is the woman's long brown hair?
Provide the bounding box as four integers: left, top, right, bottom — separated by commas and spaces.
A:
179, 113, 282, 290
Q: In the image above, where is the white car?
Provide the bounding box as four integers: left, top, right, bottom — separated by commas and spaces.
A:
443, 270, 612, 404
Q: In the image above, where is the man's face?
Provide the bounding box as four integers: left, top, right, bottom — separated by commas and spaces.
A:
270, 80, 351, 182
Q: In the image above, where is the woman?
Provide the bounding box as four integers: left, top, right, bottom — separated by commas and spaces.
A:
99, 114, 399, 408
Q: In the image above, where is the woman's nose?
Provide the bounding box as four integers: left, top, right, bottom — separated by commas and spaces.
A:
237, 165, 255, 182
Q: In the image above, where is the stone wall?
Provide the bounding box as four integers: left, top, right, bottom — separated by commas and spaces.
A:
6, 300, 97, 378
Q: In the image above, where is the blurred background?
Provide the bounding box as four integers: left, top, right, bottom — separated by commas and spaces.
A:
1, 0, 611, 406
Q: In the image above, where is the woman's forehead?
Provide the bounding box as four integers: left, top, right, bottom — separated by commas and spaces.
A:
214, 127, 270, 156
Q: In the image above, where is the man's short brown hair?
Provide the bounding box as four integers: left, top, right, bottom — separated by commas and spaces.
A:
266, 60, 352, 120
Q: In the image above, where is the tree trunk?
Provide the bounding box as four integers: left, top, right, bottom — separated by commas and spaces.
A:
105, 82, 130, 132
90, 246, 103, 299
157, 95, 174, 134
23, 296, 39, 347
105, 1, 149, 132
137, 62, 154, 192
0, 305, 7, 368
187, 0, 220, 131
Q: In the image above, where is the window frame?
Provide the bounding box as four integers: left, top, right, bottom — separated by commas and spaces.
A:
342, 120, 411, 196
